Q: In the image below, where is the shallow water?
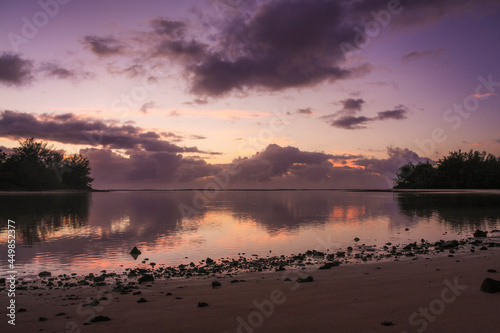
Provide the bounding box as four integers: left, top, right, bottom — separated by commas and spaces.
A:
0, 190, 499, 276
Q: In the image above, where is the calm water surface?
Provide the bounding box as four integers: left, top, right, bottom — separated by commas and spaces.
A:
1, 190, 499, 276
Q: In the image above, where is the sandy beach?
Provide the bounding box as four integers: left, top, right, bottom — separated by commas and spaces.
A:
2, 245, 499, 333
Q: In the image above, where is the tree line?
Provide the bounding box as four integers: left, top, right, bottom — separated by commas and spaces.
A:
394, 150, 500, 189
0, 138, 93, 190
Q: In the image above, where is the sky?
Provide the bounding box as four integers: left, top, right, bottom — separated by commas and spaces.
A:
1, 0, 500, 189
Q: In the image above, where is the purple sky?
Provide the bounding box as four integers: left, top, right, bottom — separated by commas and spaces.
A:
1, 0, 500, 189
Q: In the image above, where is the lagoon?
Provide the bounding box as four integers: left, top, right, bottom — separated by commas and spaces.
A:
1, 190, 499, 276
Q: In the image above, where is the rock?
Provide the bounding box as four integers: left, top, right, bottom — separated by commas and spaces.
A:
206, 257, 214, 264
487, 269, 497, 273
133, 291, 142, 295
212, 281, 221, 289
296, 276, 314, 283
198, 302, 209, 307
90, 315, 111, 322
480, 278, 500, 293
354, 237, 360, 242
166, 292, 172, 296
55, 312, 66, 316
336, 251, 345, 257
319, 262, 341, 270
18, 308, 27, 312
38, 271, 51, 278
130, 247, 141, 255
381, 320, 394, 326
137, 298, 148, 303
138, 274, 155, 284
474, 230, 488, 238
39, 317, 48, 321
439, 240, 459, 249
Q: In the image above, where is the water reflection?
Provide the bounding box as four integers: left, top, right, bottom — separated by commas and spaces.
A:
0, 193, 90, 245
397, 192, 500, 232
0, 191, 498, 275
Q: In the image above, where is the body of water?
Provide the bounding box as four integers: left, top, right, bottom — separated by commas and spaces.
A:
1, 190, 499, 276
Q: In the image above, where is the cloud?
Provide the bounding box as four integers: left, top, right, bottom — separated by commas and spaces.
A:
402, 49, 444, 61
341, 98, 365, 113
0, 53, 33, 86
74, 143, 423, 189
354, 147, 433, 179
297, 108, 313, 115
376, 107, 408, 120
329, 116, 372, 130
78, 0, 500, 97
38, 62, 93, 81
323, 100, 409, 129
82, 35, 125, 56
0, 110, 212, 154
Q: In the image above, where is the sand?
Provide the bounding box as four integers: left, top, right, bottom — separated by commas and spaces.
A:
2, 248, 499, 333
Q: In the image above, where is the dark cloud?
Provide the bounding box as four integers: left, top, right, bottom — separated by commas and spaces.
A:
0, 110, 211, 154
324, 101, 409, 129
150, 18, 186, 37
402, 49, 444, 61
354, 147, 433, 179
230, 144, 361, 182
78, 143, 422, 189
341, 98, 365, 113
329, 116, 372, 130
0, 53, 33, 86
297, 108, 313, 115
376, 108, 408, 120
82, 35, 125, 56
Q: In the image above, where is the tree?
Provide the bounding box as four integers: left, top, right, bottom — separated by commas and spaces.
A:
61, 154, 93, 189
0, 138, 93, 190
394, 149, 500, 189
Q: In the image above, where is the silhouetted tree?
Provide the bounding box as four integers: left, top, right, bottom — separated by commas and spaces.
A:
394, 149, 500, 189
0, 138, 93, 190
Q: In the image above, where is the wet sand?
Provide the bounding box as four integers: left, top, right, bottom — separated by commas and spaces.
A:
2, 247, 499, 333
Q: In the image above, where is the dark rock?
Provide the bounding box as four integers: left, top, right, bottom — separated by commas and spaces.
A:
166, 292, 172, 296
212, 281, 221, 289
206, 257, 214, 264
283, 278, 292, 282
39, 317, 48, 321
487, 269, 497, 273
55, 312, 66, 316
296, 276, 314, 283
474, 230, 488, 238
480, 246, 488, 251
439, 240, 459, 249
138, 274, 155, 284
336, 251, 345, 257
18, 308, 27, 312
130, 247, 141, 255
354, 237, 360, 242
319, 262, 341, 270
480, 278, 500, 293
137, 298, 148, 303
90, 315, 111, 322
381, 320, 394, 326
38, 271, 51, 278
198, 302, 209, 307
133, 291, 142, 295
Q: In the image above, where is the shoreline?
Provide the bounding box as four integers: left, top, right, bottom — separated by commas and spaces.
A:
2, 237, 499, 332
2, 249, 499, 333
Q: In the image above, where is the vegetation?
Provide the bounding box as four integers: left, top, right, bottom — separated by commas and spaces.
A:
0, 138, 93, 190
394, 150, 500, 189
